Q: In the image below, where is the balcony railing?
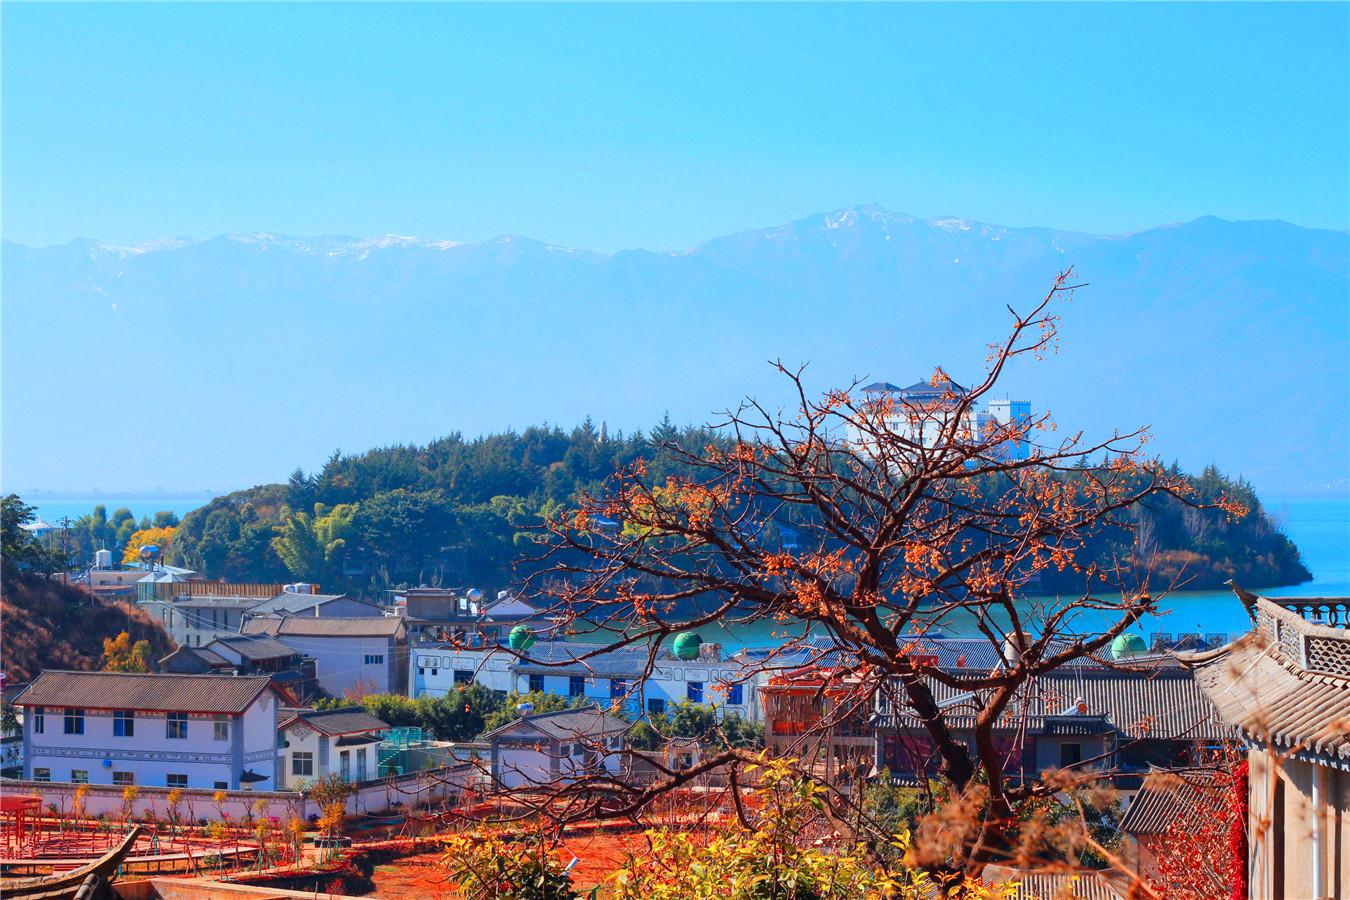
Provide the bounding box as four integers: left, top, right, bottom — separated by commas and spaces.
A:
1256, 597, 1350, 680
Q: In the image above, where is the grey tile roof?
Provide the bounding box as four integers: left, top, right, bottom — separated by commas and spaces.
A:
206, 634, 299, 661
173, 594, 259, 610
979, 865, 1128, 900
1184, 633, 1350, 762
157, 646, 231, 668
243, 616, 404, 638
13, 671, 274, 714
1117, 768, 1229, 836
875, 666, 1225, 741
511, 641, 660, 678
487, 704, 628, 741
279, 707, 388, 735
248, 592, 380, 615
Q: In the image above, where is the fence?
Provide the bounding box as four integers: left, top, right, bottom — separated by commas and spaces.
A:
1, 765, 479, 825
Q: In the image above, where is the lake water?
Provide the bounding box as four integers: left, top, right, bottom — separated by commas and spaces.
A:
692, 496, 1350, 652
28, 495, 215, 528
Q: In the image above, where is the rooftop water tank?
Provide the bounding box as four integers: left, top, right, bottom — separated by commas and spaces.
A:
95, 549, 113, 569
509, 625, 537, 651
673, 632, 703, 661
1111, 633, 1148, 659
516, 702, 534, 716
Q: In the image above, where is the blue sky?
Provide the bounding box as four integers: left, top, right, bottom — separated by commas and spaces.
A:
3, 2, 1347, 252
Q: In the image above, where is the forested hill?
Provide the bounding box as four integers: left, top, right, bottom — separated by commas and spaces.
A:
167, 422, 1310, 600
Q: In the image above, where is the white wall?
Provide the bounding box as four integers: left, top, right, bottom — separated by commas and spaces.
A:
24, 695, 280, 791
410, 647, 514, 696
273, 635, 396, 697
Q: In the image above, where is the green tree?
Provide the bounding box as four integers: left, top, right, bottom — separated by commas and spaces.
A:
1, 494, 67, 576
271, 503, 357, 582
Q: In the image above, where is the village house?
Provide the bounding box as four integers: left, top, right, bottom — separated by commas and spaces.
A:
276, 707, 388, 789
243, 615, 408, 698
486, 704, 627, 790
1180, 588, 1350, 900
871, 655, 1225, 785
411, 637, 762, 722
13, 671, 285, 790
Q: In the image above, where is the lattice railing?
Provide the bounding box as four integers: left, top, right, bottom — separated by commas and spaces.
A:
1257, 597, 1350, 680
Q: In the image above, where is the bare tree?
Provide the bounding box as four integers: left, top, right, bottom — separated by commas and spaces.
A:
512, 270, 1241, 884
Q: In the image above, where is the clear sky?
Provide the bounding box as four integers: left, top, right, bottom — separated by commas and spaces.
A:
3, 2, 1347, 252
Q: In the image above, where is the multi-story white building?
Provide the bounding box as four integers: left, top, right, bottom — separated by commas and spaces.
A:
410, 639, 763, 722
14, 671, 284, 790
847, 379, 1032, 463
243, 615, 408, 698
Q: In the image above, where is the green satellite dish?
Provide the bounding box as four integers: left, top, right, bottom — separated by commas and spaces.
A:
509, 625, 537, 651
672, 632, 703, 661
1111, 633, 1147, 659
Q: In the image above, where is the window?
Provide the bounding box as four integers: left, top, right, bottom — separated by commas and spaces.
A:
528, 674, 544, 694
113, 710, 135, 737
292, 752, 314, 777
647, 698, 666, 715
1059, 742, 1083, 768
455, 669, 474, 685
71, 770, 89, 784
356, 748, 367, 780
64, 708, 85, 735
418, 667, 425, 676
214, 781, 228, 790
431, 669, 438, 677
610, 678, 627, 699
727, 683, 744, 706
569, 676, 586, 697
214, 715, 230, 741
166, 711, 188, 740
113, 772, 135, 786
33, 768, 51, 782
166, 774, 188, 788
364, 654, 384, 665
687, 682, 704, 703
32, 707, 44, 734
340, 750, 351, 779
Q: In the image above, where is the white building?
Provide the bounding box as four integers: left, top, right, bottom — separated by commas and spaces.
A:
486, 705, 627, 790
243, 615, 408, 698
410, 639, 763, 722
276, 707, 388, 789
14, 671, 284, 790
145, 590, 382, 649
847, 379, 1033, 464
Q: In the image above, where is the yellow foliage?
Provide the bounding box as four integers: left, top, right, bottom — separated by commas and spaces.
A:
122, 525, 177, 563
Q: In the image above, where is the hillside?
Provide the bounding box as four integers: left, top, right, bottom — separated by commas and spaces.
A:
4, 207, 1346, 497
0, 572, 176, 683
167, 426, 1310, 601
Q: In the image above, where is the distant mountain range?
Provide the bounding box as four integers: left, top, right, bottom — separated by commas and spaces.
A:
4, 205, 1347, 497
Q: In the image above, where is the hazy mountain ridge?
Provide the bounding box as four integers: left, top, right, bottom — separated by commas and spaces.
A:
3, 206, 1346, 496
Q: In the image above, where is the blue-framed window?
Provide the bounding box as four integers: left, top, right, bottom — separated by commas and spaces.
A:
687, 682, 704, 703
569, 676, 586, 697
113, 710, 135, 737
727, 683, 744, 706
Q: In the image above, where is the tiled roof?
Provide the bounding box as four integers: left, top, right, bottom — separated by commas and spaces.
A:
1118, 768, 1229, 836
206, 634, 298, 661
512, 641, 659, 678
979, 865, 1128, 900
173, 594, 259, 609
157, 646, 231, 668
279, 707, 388, 735
874, 666, 1225, 741
243, 616, 403, 638
1183, 632, 1350, 762
861, 382, 904, 393
13, 671, 274, 714
249, 592, 380, 615
487, 704, 628, 741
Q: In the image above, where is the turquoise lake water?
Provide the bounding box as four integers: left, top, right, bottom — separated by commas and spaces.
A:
692, 496, 1350, 651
